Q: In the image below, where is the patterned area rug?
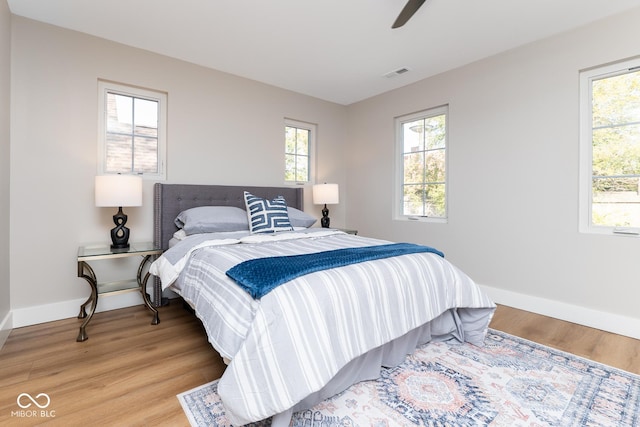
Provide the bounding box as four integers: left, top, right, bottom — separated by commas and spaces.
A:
178, 329, 640, 426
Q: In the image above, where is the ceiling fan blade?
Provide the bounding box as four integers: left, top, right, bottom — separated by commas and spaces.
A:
392, 0, 427, 29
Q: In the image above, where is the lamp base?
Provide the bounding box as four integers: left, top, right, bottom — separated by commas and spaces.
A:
321, 204, 330, 228
110, 207, 131, 250
110, 243, 130, 250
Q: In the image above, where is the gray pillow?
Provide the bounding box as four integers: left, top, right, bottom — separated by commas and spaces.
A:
175, 206, 249, 235
287, 207, 317, 228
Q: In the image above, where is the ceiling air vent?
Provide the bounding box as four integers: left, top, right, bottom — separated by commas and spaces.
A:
383, 67, 410, 79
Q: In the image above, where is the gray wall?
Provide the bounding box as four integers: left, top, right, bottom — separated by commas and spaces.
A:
346, 8, 640, 337
0, 0, 11, 347
9, 16, 348, 325
6, 8, 640, 339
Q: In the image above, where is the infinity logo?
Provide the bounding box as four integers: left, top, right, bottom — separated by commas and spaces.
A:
17, 393, 51, 409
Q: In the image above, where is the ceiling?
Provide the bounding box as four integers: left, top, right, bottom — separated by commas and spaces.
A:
8, 0, 640, 105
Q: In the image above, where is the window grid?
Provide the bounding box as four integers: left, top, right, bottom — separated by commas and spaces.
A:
105, 93, 159, 175
580, 59, 640, 233
396, 106, 448, 221
284, 121, 312, 183
98, 81, 167, 180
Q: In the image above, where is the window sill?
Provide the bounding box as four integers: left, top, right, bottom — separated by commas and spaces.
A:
580, 226, 640, 237
395, 216, 447, 224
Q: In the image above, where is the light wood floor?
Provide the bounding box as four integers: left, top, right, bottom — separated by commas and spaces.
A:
0, 302, 638, 426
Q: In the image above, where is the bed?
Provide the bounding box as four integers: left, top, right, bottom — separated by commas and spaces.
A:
150, 183, 496, 426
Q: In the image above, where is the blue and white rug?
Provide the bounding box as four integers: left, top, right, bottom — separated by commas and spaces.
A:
178, 329, 640, 426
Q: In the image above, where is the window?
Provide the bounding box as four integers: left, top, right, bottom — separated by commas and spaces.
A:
98, 81, 167, 180
284, 119, 315, 183
395, 106, 448, 221
580, 58, 640, 234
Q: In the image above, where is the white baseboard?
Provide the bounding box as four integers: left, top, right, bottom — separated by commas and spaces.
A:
6, 284, 639, 342
10, 292, 144, 329
481, 284, 640, 340
0, 310, 12, 350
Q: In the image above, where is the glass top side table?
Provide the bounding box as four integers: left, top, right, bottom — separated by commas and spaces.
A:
76, 242, 162, 342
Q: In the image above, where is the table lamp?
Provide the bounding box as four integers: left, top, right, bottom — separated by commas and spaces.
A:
95, 174, 142, 250
312, 183, 339, 228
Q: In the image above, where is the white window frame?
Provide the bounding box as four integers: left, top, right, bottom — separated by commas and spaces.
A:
97, 80, 167, 180
579, 57, 640, 236
394, 106, 449, 223
284, 118, 316, 185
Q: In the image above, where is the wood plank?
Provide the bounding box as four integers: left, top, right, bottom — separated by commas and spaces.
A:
0, 301, 638, 426
490, 304, 640, 375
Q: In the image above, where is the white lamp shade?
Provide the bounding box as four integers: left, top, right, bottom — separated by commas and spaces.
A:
95, 175, 143, 207
313, 183, 339, 205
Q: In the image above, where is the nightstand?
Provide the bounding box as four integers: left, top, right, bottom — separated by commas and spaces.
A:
335, 228, 358, 235
76, 242, 162, 342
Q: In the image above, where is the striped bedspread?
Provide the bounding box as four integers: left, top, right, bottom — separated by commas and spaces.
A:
226, 242, 444, 298
151, 230, 495, 425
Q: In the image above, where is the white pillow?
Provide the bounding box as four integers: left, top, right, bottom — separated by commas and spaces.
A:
172, 229, 188, 240
244, 191, 293, 234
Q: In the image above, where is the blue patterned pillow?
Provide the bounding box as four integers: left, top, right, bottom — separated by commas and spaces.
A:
244, 191, 293, 234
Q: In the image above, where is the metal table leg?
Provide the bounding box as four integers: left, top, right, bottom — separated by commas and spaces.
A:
138, 255, 160, 325
77, 261, 98, 342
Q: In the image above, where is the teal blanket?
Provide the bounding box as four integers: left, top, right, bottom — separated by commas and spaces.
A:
226, 243, 444, 299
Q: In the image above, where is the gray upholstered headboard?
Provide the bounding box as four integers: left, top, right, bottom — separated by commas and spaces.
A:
153, 183, 304, 251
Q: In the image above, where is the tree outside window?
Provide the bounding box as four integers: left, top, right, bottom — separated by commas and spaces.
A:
396, 107, 448, 220
284, 120, 314, 183
582, 61, 640, 230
